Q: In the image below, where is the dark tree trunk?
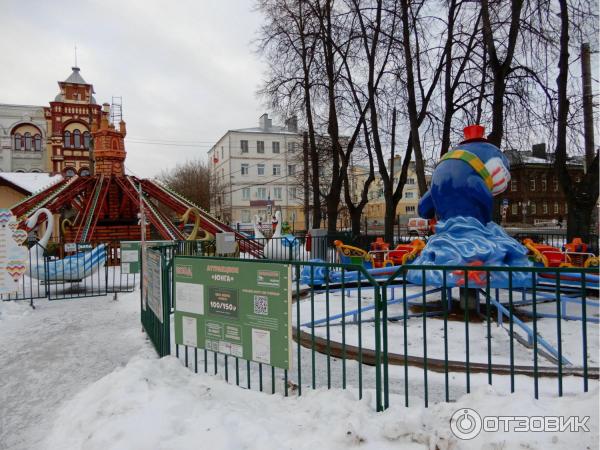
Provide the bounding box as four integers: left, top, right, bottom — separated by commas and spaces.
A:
567, 202, 595, 242
481, 0, 523, 149
440, 0, 457, 157
399, 0, 428, 196
554, 0, 599, 243
319, 0, 342, 233
350, 209, 363, 238
297, 3, 321, 230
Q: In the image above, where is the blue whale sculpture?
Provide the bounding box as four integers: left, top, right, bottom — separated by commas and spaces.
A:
418, 125, 511, 225
408, 125, 532, 288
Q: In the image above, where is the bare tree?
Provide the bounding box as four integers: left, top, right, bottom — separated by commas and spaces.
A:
159, 159, 211, 210
554, 0, 599, 241
257, 0, 323, 227
480, 0, 524, 147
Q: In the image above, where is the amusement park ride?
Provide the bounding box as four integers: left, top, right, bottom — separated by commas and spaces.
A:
10, 110, 261, 258
328, 125, 599, 283
300, 125, 598, 371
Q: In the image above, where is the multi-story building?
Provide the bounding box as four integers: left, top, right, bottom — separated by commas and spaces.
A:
0, 104, 48, 173
503, 144, 584, 225
208, 114, 305, 230
0, 66, 109, 176
44, 67, 104, 175
358, 156, 422, 225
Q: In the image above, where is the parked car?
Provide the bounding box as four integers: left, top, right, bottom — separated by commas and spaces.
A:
407, 217, 435, 236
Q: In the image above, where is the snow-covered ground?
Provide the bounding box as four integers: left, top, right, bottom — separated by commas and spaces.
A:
0, 291, 146, 450
296, 285, 600, 369
1, 286, 598, 450
44, 354, 600, 450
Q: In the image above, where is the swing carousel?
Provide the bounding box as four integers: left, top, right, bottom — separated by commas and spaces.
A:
10, 111, 262, 266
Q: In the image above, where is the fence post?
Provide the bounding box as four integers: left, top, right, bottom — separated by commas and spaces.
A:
373, 281, 383, 412
43, 251, 50, 298
161, 250, 171, 357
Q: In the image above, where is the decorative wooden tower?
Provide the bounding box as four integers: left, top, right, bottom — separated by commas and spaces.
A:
11, 97, 260, 255
92, 113, 126, 177
10, 67, 261, 257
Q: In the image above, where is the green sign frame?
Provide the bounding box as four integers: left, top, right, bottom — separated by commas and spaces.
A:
143, 248, 163, 322
120, 240, 171, 274
173, 257, 292, 370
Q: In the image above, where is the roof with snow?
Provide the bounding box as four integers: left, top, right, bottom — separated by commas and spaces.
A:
229, 126, 298, 135
0, 172, 63, 195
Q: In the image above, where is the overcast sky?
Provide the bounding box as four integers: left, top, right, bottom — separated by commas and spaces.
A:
0, 0, 267, 178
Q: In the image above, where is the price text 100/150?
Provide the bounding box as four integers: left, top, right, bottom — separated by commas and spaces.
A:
210, 301, 237, 312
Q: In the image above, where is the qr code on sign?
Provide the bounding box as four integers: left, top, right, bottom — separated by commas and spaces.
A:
253, 295, 268, 315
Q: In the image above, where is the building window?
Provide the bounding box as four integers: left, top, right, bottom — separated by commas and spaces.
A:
511, 204, 518, 215
241, 163, 249, 175
24, 132, 32, 150
73, 130, 81, 148
257, 141, 265, 153
542, 202, 548, 214
274, 187, 282, 200
554, 202, 559, 214
273, 164, 281, 176
575, 176, 581, 183
405, 205, 416, 213
257, 187, 266, 199
64, 167, 76, 177
289, 187, 297, 200
405, 191, 414, 199
553, 178, 559, 192
530, 177, 535, 191
83, 132, 91, 149
257, 164, 265, 176
287, 142, 298, 153
14, 133, 22, 150
272, 142, 280, 153
242, 188, 250, 200
241, 210, 251, 223
241, 140, 248, 153
34, 134, 42, 151
64, 131, 71, 148
288, 164, 296, 176
80, 168, 90, 176
407, 178, 415, 185
541, 177, 547, 191
530, 202, 537, 214
511, 179, 518, 191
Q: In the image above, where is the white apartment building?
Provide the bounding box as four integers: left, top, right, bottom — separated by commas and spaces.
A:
208, 114, 305, 230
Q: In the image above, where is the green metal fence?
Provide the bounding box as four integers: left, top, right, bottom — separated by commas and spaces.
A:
379, 264, 598, 410
140, 244, 598, 412
140, 247, 172, 357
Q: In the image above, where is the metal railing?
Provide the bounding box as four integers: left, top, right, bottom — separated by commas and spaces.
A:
1, 240, 138, 304
140, 242, 598, 412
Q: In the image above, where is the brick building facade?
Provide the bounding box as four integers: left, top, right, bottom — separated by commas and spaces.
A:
0, 67, 114, 176
502, 146, 584, 225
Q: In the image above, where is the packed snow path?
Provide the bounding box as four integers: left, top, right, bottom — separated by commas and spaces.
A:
0, 292, 146, 450
0, 290, 598, 450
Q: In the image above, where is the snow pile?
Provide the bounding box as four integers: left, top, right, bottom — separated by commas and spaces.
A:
45, 354, 599, 450
0, 299, 32, 321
